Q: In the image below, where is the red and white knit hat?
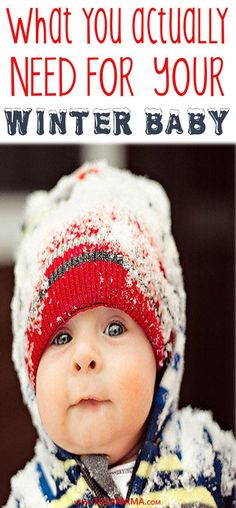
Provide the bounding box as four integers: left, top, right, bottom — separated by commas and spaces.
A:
12, 161, 186, 389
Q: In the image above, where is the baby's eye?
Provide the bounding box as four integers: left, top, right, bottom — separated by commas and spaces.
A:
52, 332, 72, 346
104, 322, 125, 337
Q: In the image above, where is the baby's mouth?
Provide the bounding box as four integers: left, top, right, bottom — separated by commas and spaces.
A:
73, 396, 110, 408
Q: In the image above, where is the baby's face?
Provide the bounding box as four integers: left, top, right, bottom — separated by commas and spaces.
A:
36, 306, 156, 465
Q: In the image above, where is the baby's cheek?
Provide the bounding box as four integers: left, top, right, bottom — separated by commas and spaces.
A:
119, 367, 150, 403
36, 360, 61, 428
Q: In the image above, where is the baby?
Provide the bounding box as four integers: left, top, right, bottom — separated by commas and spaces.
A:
5, 161, 236, 507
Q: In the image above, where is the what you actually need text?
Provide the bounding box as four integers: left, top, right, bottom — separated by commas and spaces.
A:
5, 6, 228, 98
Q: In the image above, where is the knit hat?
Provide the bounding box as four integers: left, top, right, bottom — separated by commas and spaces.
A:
12, 161, 186, 390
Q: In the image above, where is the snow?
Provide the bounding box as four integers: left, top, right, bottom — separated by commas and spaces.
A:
161, 406, 236, 494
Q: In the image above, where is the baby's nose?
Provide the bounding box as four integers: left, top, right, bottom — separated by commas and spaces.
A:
71, 342, 102, 374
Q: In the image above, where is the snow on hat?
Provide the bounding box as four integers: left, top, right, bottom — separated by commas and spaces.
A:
12, 161, 186, 389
